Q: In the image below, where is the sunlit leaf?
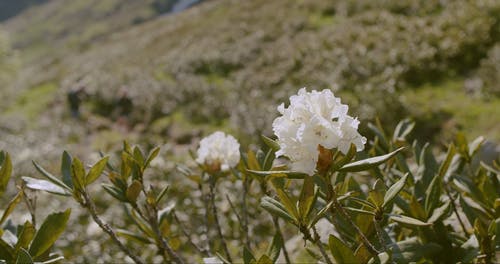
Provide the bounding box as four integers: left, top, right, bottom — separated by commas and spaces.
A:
383, 173, 408, 208
22, 177, 71, 196
86, 156, 109, 185
339, 147, 404, 172
389, 214, 430, 226
29, 209, 71, 258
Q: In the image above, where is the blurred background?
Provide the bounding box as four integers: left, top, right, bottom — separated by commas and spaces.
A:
0, 0, 499, 262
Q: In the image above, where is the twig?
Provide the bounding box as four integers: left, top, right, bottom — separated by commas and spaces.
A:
272, 217, 291, 264
82, 192, 145, 264
327, 182, 380, 256
241, 177, 250, 248
173, 212, 209, 256
209, 180, 233, 263
445, 187, 468, 235
373, 218, 387, 252
199, 182, 212, 253
146, 208, 184, 264
312, 226, 333, 264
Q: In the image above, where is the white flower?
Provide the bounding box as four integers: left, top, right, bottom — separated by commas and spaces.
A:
196, 131, 240, 172
272, 88, 366, 175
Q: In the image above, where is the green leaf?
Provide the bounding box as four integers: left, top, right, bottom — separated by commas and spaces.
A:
22, 177, 71, 196
60, 151, 73, 189
246, 169, 307, 179
116, 229, 152, 244
261, 135, 280, 152
260, 197, 296, 224
267, 233, 283, 262
298, 176, 316, 221
144, 147, 160, 169
437, 144, 456, 179
0, 192, 22, 226
0, 238, 14, 261
0, 152, 12, 196
427, 200, 451, 223
276, 189, 299, 220
344, 207, 375, 216
329, 234, 359, 264
339, 147, 405, 172
29, 209, 71, 258
32, 161, 70, 191
383, 173, 408, 208
102, 184, 127, 202
15, 248, 33, 264
424, 174, 441, 216
331, 144, 357, 171
243, 246, 256, 264
468, 136, 484, 158
71, 158, 86, 191
156, 185, 169, 204
126, 180, 142, 203
389, 214, 430, 226
86, 156, 109, 186
256, 254, 273, 264
393, 119, 415, 142
15, 221, 35, 252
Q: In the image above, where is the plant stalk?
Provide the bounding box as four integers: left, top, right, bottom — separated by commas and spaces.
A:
312, 226, 333, 264
209, 180, 233, 263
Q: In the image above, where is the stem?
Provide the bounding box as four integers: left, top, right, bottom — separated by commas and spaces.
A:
199, 182, 212, 253
327, 182, 380, 256
82, 192, 144, 264
272, 217, 291, 264
147, 210, 184, 264
445, 187, 468, 235
209, 180, 233, 263
373, 218, 387, 252
173, 212, 209, 256
312, 226, 334, 264
242, 177, 250, 248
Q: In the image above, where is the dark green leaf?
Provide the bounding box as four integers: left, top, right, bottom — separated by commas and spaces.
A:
260, 197, 296, 224
144, 147, 160, 169
0, 192, 22, 226
22, 177, 71, 196
276, 189, 299, 220
298, 176, 315, 221
339, 147, 404, 172
243, 246, 256, 264
267, 233, 283, 262
29, 209, 71, 258
60, 151, 73, 189
383, 173, 408, 208
70, 158, 85, 191
15, 221, 35, 252
126, 180, 142, 203
86, 156, 109, 186
102, 184, 127, 202
424, 175, 441, 216
156, 185, 169, 204
15, 248, 33, 264
0, 152, 12, 196
116, 229, 152, 244
0, 238, 14, 261
329, 234, 359, 264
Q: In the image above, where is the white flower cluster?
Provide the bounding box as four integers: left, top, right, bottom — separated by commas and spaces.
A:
272, 88, 366, 175
196, 131, 240, 172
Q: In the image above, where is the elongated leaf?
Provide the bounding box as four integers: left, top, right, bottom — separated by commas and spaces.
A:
276, 189, 299, 220
383, 173, 408, 208
298, 176, 315, 221
116, 229, 152, 244
61, 151, 73, 189
156, 185, 169, 204
15, 221, 36, 251
246, 169, 307, 179
0, 238, 14, 261
344, 207, 375, 216
438, 144, 456, 179
428, 200, 451, 223
389, 214, 430, 226
246, 150, 261, 171
261, 135, 280, 152
22, 177, 71, 196
267, 233, 283, 262
102, 184, 127, 202
86, 156, 109, 185
243, 246, 256, 264
126, 180, 142, 203
256, 254, 273, 264
329, 235, 359, 264
0, 192, 22, 226
144, 147, 160, 169
468, 136, 484, 157
71, 158, 85, 191
15, 248, 33, 264
348, 197, 377, 210
32, 161, 70, 191
29, 209, 71, 258
260, 197, 296, 224
393, 119, 415, 142
424, 175, 441, 216
339, 147, 405, 172
0, 152, 12, 195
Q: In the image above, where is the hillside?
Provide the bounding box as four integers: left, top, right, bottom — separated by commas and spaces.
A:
0, 0, 499, 170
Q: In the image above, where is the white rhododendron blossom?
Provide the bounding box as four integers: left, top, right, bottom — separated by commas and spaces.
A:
272, 88, 366, 175
196, 131, 240, 172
